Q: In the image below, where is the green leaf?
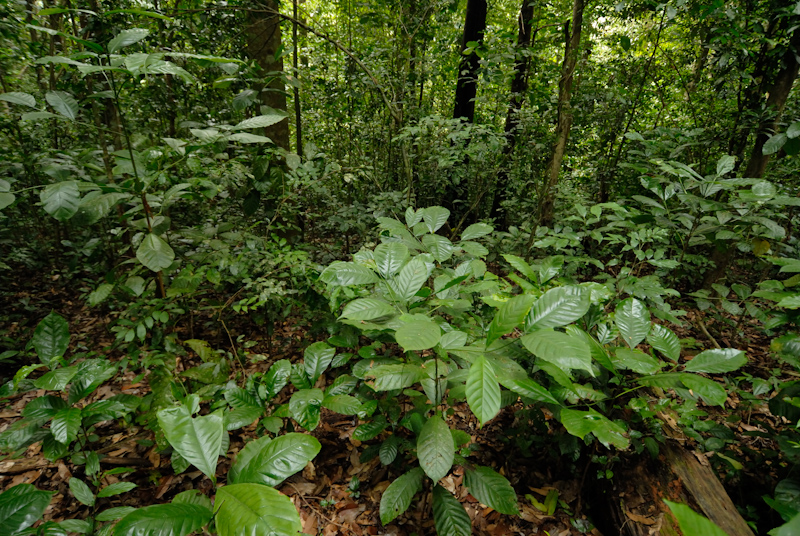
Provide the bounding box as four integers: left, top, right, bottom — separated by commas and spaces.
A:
88, 283, 114, 306
289, 388, 324, 430
341, 298, 396, 321
263, 359, 291, 398
22, 395, 66, 420
229, 433, 321, 487
664, 500, 728, 536
615, 298, 650, 348
520, 329, 593, 375
392, 258, 429, 301
227, 132, 272, 144
395, 316, 441, 351
353, 418, 387, 441
113, 503, 212, 536
96, 507, 136, 522
422, 234, 453, 262
417, 415, 454, 482
233, 112, 289, 130
770, 512, 800, 536
32, 311, 69, 367
503, 254, 538, 282
322, 394, 361, 415
136, 234, 175, 272
33, 366, 78, 391
716, 155, 735, 176
0, 192, 14, 211
304, 342, 336, 384
58, 519, 91, 533
374, 243, 409, 277
680, 374, 727, 406
379, 435, 400, 465
319, 262, 379, 286
646, 324, 680, 362
224, 387, 260, 410
463, 466, 518, 515
0, 484, 54, 536
461, 223, 493, 241
763, 133, 788, 155
752, 181, 777, 199
432, 485, 471, 536
683, 348, 746, 374
422, 206, 450, 233
527, 286, 590, 329
367, 364, 426, 391
69, 478, 95, 507
41, 181, 80, 221
560, 408, 629, 449
107, 28, 150, 54
466, 355, 501, 426
157, 406, 224, 481
0, 92, 36, 108
51, 407, 81, 444
500, 377, 560, 405
98, 482, 137, 498
486, 294, 535, 346
45, 91, 78, 120
215, 484, 301, 536
612, 348, 662, 374
379, 467, 424, 524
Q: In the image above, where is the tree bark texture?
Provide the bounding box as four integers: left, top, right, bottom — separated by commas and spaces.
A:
246, 0, 290, 150
453, 0, 488, 122
537, 0, 584, 227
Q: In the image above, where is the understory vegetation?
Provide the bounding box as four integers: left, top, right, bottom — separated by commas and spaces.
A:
1, 0, 800, 535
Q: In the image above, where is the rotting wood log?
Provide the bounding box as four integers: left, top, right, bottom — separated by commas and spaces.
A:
598, 442, 754, 536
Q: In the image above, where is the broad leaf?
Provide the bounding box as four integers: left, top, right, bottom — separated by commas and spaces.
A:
32, 311, 69, 367
432, 485, 471, 536
395, 316, 441, 351
69, 478, 95, 507
319, 262, 379, 286
113, 503, 212, 536
503, 254, 538, 282
683, 348, 746, 374
612, 348, 662, 374
41, 181, 80, 221
521, 329, 593, 375
680, 374, 727, 406
763, 133, 788, 155
379, 467, 424, 524
289, 388, 324, 430
379, 435, 400, 465
486, 294, 535, 346
0, 92, 36, 108
263, 359, 291, 398
45, 91, 78, 120
33, 366, 78, 391
374, 243, 409, 277
392, 258, 428, 301
108, 28, 150, 54
615, 298, 650, 348
136, 233, 175, 272
51, 408, 81, 444
367, 364, 426, 391
229, 433, 320, 487
461, 222, 493, 241
422, 234, 453, 262
466, 355, 501, 426
322, 394, 361, 414
0, 484, 54, 536
716, 155, 735, 176
304, 342, 336, 384
664, 500, 728, 536
98, 482, 137, 498
215, 484, 300, 536
417, 415, 454, 482
233, 112, 289, 130
527, 286, 590, 329
646, 324, 680, 362
157, 406, 224, 481
422, 206, 450, 233
560, 408, 629, 449
463, 466, 518, 515
341, 298, 396, 321
500, 377, 560, 405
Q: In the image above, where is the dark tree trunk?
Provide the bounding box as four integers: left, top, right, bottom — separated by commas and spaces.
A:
452, 0, 488, 122
246, 0, 290, 150
536, 0, 585, 227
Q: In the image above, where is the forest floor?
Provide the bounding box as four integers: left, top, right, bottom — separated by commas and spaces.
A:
0, 270, 794, 536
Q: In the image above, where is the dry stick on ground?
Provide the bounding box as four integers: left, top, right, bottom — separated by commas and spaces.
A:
286, 482, 348, 530
696, 316, 722, 349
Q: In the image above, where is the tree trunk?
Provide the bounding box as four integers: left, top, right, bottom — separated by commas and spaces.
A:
536, 0, 584, 227
452, 0, 488, 122
292, 0, 302, 153
490, 0, 536, 224
742, 25, 800, 178
246, 0, 290, 150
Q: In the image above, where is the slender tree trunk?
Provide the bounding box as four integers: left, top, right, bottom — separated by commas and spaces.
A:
490, 0, 536, 224
292, 0, 302, 153
536, 0, 585, 227
246, 0, 290, 150
453, 0, 488, 122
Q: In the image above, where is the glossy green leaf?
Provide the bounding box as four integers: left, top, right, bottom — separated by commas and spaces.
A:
646, 324, 680, 362
263, 359, 291, 399
422, 234, 453, 262
136, 234, 175, 272
527, 286, 590, 329
521, 329, 593, 375
463, 466, 518, 515
367, 364, 426, 391
157, 406, 224, 481
560, 408, 629, 449
341, 298, 396, 321
379, 435, 400, 465
612, 348, 662, 374
716, 155, 735, 176
432, 485, 471, 536
379, 467, 424, 524
0, 92, 36, 108
21, 395, 66, 420
500, 377, 560, 405
113, 503, 212, 536
664, 500, 728, 536
33, 366, 78, 391
69, 478, 95, 507
224, 387, 260, 410
422, 206, 450, 233
395, 316, 441, 351
374, 243, 409, 277
107, 28, 150, 54
45, 91, 78, 120
466, 355, 501, 426
615, 298, 650, 348
392, 258, 428, 301
215, 484, 300, 536
0, 484, 54, 536
96, 507, 136, 522
319, 262, 379, 286
51, 408, 81, 444
461, 222, 493, 241
417, 415, 454, 482
97, 482, 137, 498
229, 433, 320, 487
304, 342, 336, 384
322, 394, 361, 415
32, 311, 69, 367
486, 294, 535, 346
503, 254, 538, 282
232, 112, 289, 130
41, 181, 80, 221
680, 374, 727, 406
683, 348, 747, 374
289, 388, 324, 430
763, 133, 788, 155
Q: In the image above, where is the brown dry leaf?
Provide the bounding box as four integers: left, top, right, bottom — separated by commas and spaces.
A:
301, 509, 318, 535
154, 475, 173, 499
625, 510, 656, 525
11, 469, 41, 486
302, 461, 316, 481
